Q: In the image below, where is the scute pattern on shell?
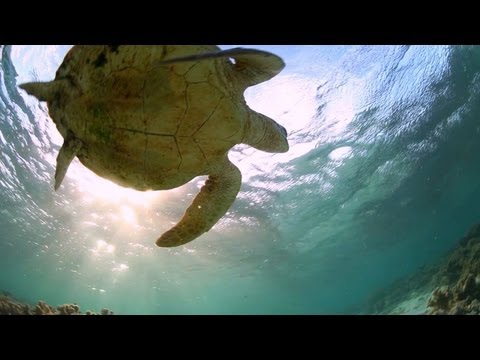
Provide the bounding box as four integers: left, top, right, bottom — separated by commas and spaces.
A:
55, 45, 245, 190
19, 45, 288, 247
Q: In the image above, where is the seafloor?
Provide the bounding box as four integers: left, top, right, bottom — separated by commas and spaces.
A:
366, 222, 480, 315
2, 222, 480, 315
0, 292, 113, 315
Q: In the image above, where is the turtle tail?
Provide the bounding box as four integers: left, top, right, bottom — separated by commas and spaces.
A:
19, 81, 59, 102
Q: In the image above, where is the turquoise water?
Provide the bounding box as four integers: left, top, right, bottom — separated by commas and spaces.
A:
1, 45, 480, 314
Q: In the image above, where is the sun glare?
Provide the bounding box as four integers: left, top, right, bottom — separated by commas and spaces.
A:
90, 239, 115, 255
69, 162, 158, 206
245, 74, 317, 138
112, 263, 129, 272
120, 205, 137, 224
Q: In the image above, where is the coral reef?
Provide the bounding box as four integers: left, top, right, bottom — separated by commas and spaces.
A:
34, 300, 56, 315
427, 225, 480, 315
363, 263, 439, 315
0, 293, 114, 315
364, 221, 480, 315
427, 277, 480, 315
0, 295, 32, 315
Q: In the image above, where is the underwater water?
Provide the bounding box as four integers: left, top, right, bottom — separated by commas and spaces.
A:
1, 45, 480, 314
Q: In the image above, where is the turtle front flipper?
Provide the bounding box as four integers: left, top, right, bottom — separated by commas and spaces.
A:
54, 135, 82, 191
156, 158, 242, 247
160, 47, 285, 87
225, 48, 285, 87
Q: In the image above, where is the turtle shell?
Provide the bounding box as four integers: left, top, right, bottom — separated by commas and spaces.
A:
51, 45, 247, 190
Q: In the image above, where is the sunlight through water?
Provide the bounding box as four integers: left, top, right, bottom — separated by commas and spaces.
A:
3, 45, 480, 315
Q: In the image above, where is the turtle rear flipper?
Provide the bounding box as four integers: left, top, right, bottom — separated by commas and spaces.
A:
54, 136, 82, 191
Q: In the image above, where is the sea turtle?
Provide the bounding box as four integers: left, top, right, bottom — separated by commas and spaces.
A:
19, 45, 289, 247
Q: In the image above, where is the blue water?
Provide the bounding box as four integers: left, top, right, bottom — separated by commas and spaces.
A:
1, 45, 480, 314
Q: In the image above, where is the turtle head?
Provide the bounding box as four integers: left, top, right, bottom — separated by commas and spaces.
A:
266, 121, 289, 153
243, 111, 289, 153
